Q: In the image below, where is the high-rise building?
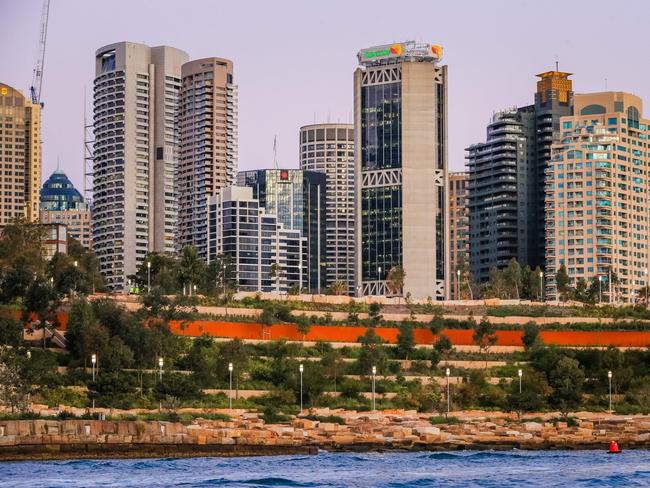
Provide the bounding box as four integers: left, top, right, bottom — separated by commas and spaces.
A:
178, 57, 238, 257
93, 42, 188, 290
206, 186, 304, 293
0, 83, 41, 228
299, 123, 355, 294
449, 171, 470, 276
40, 169, 92, 248
467, 109, 535, 282
354, 41, 449, 300
466, 70, 573, 282
237, 169, 326, 293
532, 71, 574, 268
546, 92, 650, 303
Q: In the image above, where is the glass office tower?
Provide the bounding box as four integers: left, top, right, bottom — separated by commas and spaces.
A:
354, 41, 449, 299
237, 169, 326, 293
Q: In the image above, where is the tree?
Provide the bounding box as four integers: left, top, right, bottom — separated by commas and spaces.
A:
66, 298, 97, 361
504, 258, 523, 299
522, 322, 542, 351
208, 253, 238, 309
473, 316, 497, 365
347, 301, 365, 324
433, 334, 453, 364
556, 264, 571, 302
396, 321, 415, 359
321, 348, 344, 393
485, 267, 509, 299
506, 367, 551, 415
218, 339, 250, 398
386, 266, 406, 296
0, 219, 46, 303
269, 263, 284, 294
0, 317, 22, 347
327, 281, 347, 296
368, 302, 382, 327
550, 356, 585, 417
0, 349, 30, 412
177, 246, 206, 296
132, 252, 179, 295
357, 328, 389, 375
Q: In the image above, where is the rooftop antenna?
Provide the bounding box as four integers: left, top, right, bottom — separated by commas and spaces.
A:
555, 56, 559, 72
273, 135, 279, 169
57, 155, 60, 170
83, 88, 94, 204
605, 78, 608, 91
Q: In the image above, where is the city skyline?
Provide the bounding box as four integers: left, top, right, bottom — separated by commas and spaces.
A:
3, 0, 650, 191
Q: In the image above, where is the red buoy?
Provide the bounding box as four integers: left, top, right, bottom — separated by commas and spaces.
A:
608, 440, 621, 454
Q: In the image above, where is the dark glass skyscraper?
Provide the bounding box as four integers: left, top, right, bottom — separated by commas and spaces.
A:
236, 169, 326, 293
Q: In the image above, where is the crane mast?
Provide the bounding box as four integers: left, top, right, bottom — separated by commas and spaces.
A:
30, 0, 51, 106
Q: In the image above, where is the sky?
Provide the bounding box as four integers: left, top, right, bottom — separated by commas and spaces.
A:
2, 0, 650, 192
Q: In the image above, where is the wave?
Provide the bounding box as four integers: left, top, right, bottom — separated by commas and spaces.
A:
195, 477, 320, 487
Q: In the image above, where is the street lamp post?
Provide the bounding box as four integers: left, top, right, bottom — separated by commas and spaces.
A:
73, 260, 78, 294
158, 357, 164, 382
446, 368, 451, 416
147, 261, 151, 293
371, 366, 377, 411
598, 276, 603, 303
456, 269, 461, 300
91, 353, 97, 382
539, 271, 544, 302
645, 269, 649, 306
608, 370, 612, 413
228, 362, 233, 410
518, 368, 523, 394
608, 269, 613, 304
299, 363, 304, 413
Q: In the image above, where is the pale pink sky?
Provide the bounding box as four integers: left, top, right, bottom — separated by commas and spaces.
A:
2, 0, 649, 191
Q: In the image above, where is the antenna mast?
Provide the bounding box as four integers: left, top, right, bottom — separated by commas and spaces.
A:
30, 0, 51, 106
83, 90, 94, 204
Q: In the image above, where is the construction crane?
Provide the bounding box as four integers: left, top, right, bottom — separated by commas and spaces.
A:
30, 0, 51, 106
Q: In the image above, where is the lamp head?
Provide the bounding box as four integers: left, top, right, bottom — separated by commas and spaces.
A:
372, 366, 377, 375
299, 363, 304, 373
445, 368, 450, 377
518, 369, 522, 377
158, 357, 164, 367
228, 362, 233, 372
608, 370, 612, 378
91, 353, 96, 364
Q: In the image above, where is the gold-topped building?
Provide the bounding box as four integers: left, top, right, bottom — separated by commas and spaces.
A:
536, 71, 573, 104
0, 82, 41, 228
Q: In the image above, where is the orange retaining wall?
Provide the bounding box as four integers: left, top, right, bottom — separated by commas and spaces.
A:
169, 320, 650, 348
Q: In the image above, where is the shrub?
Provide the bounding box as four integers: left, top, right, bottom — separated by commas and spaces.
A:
429, 415, 460, 425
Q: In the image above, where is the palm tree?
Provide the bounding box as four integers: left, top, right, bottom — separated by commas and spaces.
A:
386, 266, 406, 296
328, 281, 347, 296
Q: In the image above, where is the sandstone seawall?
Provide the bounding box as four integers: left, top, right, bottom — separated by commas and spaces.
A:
1, 410, 649, 461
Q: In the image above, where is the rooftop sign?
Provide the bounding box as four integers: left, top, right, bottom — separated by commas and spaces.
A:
358, 41, 443, 65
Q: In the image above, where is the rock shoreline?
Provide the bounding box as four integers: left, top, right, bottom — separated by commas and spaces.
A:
1, 410, 648, 461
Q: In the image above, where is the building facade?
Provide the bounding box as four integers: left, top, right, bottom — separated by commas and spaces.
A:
299, 123, 355, 294
449, 171, 469, 276
42, 223, 67, 261
40, 169, 92, 248
354, 41, 449, 300
178, 57, 238, 258
467, 109, 535, 282
206, 186, 304, 293
237, 169, 326, 293
466, 70, 573, 282
93, 42, 188, 290
0, 83, 41, 228
546, 92, 650, 303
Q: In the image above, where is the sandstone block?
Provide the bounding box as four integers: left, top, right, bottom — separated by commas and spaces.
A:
523, 422, 543, 432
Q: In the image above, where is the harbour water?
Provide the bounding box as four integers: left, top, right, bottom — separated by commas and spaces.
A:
0, 450, 648, 487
